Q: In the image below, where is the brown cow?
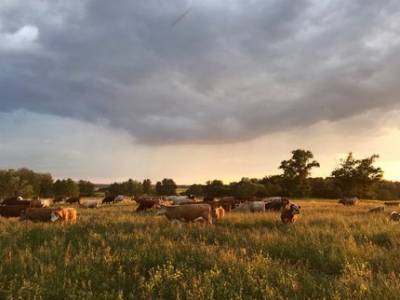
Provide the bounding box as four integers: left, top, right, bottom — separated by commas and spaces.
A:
20, 208, 56, 222
30, 198, 50, 208
135, 197, 162, 212
1, 197, 31, 206
0, 205, 30, 218
157, 204, 212, 224
281, 204, 301, 224
66, 197, 80, 204
51, 208, 77, 224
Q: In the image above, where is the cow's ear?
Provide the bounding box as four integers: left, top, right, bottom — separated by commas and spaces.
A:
298, 206, 301, 209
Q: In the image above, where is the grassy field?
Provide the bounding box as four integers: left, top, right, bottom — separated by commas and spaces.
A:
1, 199, 400, 299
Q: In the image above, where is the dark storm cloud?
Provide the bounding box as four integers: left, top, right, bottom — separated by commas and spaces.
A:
1, 0, 400, 144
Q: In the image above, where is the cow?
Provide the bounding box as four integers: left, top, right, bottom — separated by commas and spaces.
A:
135, 197, 161, 212
264, 197, 290, 211
233, 201, 266, 213
30, 198, 50, 208
66, 197, 80, 204
1, 197, 31, 206
0, 205, 30, 218
157, 204, 212, 224
338, 197, 359, 206
51, 208, 77, 224
390, 211, 400, 221
79, 200, 99, 208
281, 204, 301, 224
102, 196, 116, 204
20, 208, 57, 222
384, 201, 400, 207
213, 206, 225, 221
369, 206, 385, 213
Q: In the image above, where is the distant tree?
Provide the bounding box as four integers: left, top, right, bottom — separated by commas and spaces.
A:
142, 179, 153, 194
78, 180, 95, 197
155, 178, 177, 196
279, 149, 320, 197
39, 173, 54, 198
230, 178, 266, 199
185, 184, 204, 197
203, 180, 229, 198
53, 179, 79, 198
125, 179, 143, 197
331, 153, 383, 198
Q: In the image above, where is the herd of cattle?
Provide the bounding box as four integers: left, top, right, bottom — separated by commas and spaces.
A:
1, 195, 400, 225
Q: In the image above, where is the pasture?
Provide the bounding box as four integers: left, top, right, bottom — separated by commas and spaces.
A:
1, 199, 400, 299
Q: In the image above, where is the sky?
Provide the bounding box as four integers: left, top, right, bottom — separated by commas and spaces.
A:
1, 0, 400, 184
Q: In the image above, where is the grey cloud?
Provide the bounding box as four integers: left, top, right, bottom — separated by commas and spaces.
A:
1, 0, 400, 144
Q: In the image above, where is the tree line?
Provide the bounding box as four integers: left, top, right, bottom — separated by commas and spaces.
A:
0, 150, 399, 200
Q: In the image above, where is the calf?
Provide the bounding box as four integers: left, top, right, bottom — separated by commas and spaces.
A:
281, 204, 301, 224
0, 205, 30, 218
51, 208, 77, 224
157, 204, 212, 224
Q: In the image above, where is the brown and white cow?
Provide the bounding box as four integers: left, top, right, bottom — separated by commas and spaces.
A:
51, 208, 77, 224
20, 208, 56, 222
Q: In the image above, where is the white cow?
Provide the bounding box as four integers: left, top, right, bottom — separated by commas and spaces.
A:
233, 201, 265, 213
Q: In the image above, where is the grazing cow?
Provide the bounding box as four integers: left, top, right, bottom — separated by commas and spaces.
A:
51, 208, 77, 224
281, 204, 301, 224
79, 200, 99, 208
0, 205, 30, 218
390, 211, 400, 221
135, 197, 161, 212
157, 204, 212, 224
102, 196, 116, 204
30, 198, 50, 208
214, 206, 225, 220
1, 197, 31, 206
20, 208, 56, 222
369, 206, 385, 213
66, 197, 80, 204
233, 201, 266, 213
264, 197, 290, 211
338, 197, 359, 206
384, 201, 400, 207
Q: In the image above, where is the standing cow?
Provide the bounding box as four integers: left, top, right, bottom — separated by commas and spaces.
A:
157, 204, 213, 225
281, 204, 301, 224
338, 197, 359, 206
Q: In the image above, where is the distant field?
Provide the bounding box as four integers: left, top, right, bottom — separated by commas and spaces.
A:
1, 199, 400, 299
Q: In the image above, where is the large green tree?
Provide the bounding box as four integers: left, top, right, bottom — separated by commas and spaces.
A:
279, 149, 320, 197
331, 153, 383, 198
155, 178, 177, 196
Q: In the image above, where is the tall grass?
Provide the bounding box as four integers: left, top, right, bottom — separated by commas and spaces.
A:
0, 200, 399, 299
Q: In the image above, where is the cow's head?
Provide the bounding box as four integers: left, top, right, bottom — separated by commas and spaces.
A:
289, 204, 301, 215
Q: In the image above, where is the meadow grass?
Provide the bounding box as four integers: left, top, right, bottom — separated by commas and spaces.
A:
0, 199, 400, 299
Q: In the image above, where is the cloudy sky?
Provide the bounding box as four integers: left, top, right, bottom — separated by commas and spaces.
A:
1, 0, 400, 183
